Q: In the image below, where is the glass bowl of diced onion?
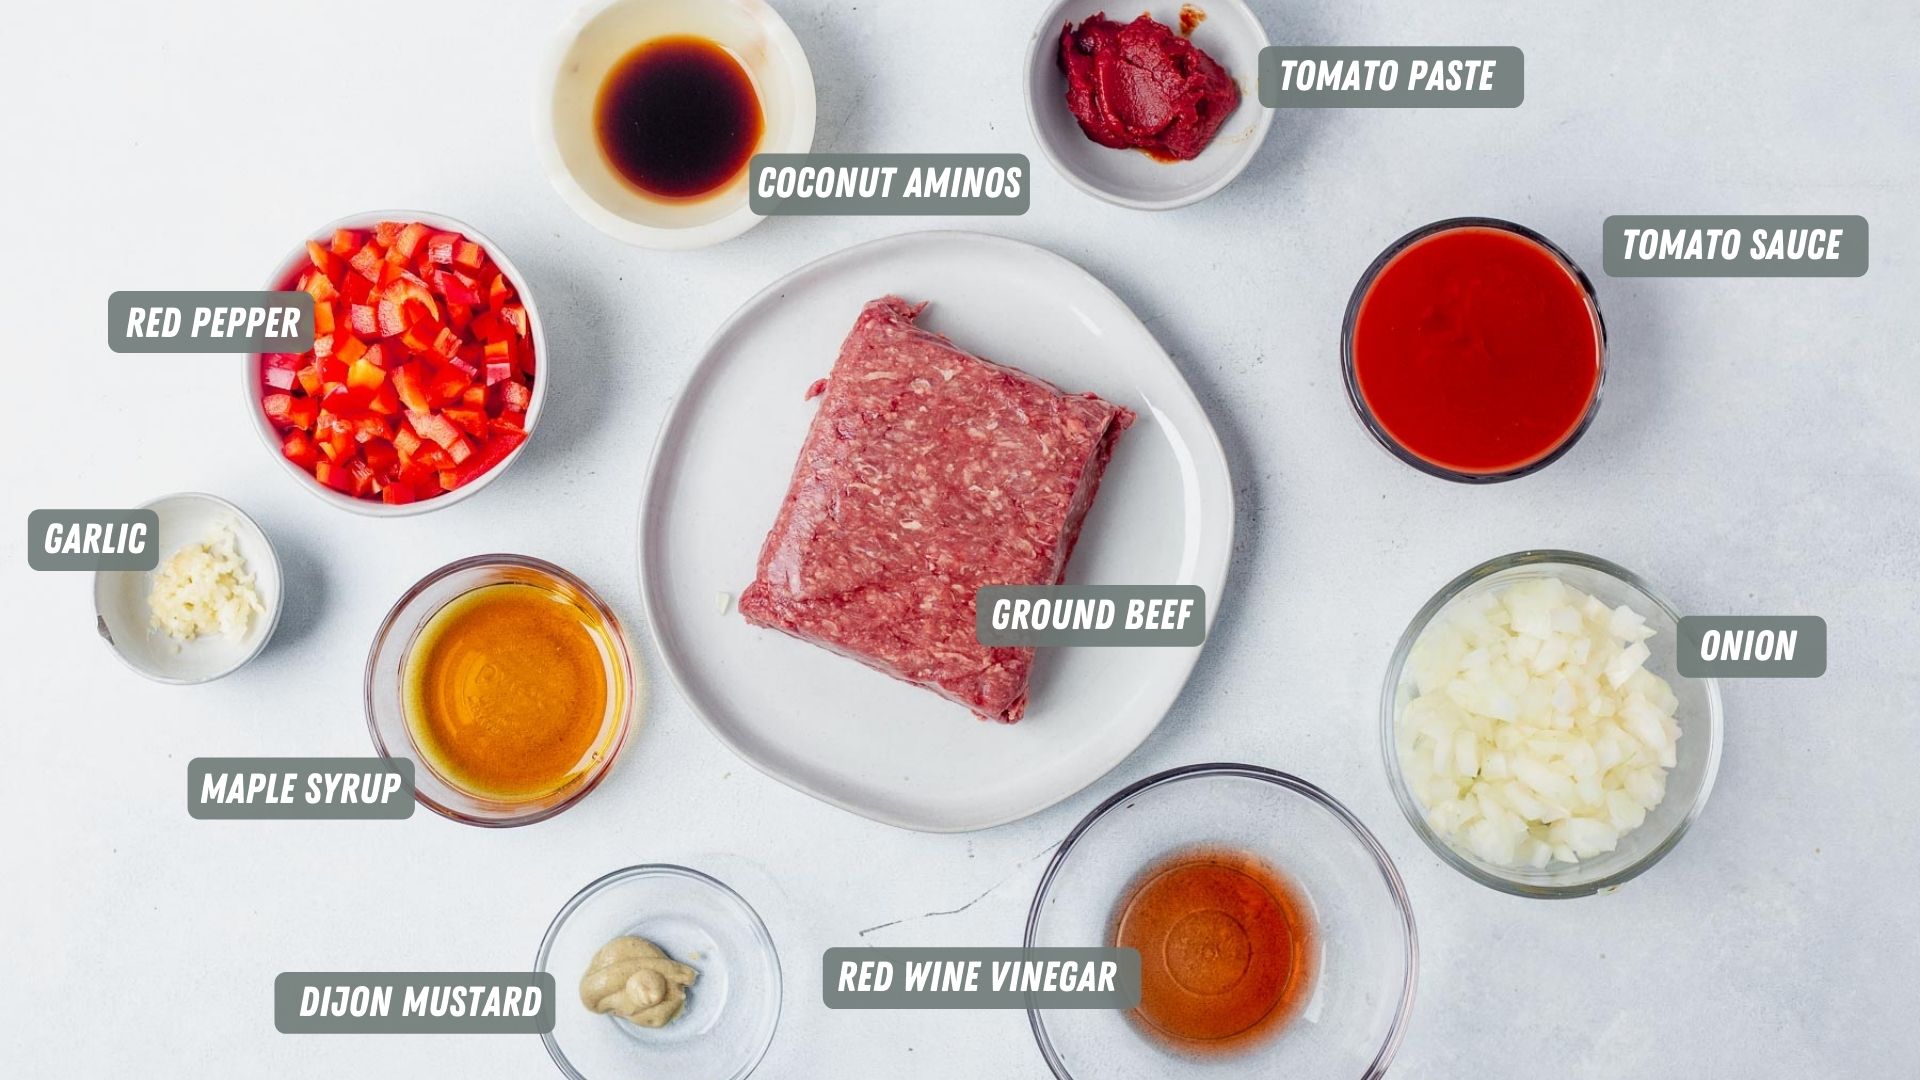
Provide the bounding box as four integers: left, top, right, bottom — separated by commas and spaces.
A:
1380, 550, 1723, 897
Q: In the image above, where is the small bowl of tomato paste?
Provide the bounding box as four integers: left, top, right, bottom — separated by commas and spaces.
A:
1342, 219, 1607, 482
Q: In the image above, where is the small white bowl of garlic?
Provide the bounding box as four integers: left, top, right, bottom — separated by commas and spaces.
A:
93, 493, 282, 684
1381, 550, 1723, 898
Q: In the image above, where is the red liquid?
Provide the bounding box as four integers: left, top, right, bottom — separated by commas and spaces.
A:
1352, 226, 1602, 475
1110, 848, 1315, 1055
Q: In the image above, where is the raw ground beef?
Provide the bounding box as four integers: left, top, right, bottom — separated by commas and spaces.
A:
738, 296, 1135, 722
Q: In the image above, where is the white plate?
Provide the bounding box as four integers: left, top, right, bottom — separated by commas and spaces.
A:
639, 231, 1233, 831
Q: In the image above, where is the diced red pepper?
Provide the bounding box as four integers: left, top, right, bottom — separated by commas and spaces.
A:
306, 240, 342, 281
346, 357, 386, 392
349, 242, 384, 280
391, 222, 431, 263
391, 363, 433, 414
282, 430, 319, 469
414, 442, 452, 470
303, 272, 338, 303
427, 365, 471, 406
425, 231, 461, 265
443, 406, 489, 438
350, 415, 392, 443
313, 460, 354, 492
376, 298, 407, 338
367, 382, 401, 416
285, 397, 318, 431
470, 310, 505, 342
451, 429, 526, 486
401, 320, 443, 354
407, 409, 463, 450
334, 335, 369, 367
431, 269, 484, 306
263, 393, 296, 425
498, 380, 532, 412
269, 222, 534, 503
431, 326, 462, 361
262, 353, 300, 390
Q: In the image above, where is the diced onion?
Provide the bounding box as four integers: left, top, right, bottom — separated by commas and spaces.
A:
1398, 576, 1681, 868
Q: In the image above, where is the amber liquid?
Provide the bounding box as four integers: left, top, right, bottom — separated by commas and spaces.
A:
404, 583, 611, 800
594, 36, 763, 200
1111, 847, 1316, 1054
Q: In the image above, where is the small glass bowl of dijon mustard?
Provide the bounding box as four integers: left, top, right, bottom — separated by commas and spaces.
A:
538, 865, 783, 1080
364, 554, 638, 826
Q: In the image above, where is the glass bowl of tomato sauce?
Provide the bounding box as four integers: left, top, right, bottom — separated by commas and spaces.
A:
1342, 218, 1607, 483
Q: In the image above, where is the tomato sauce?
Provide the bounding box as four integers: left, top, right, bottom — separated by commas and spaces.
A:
1111, 848, 1316, 1054
1350, 224, 1603, 476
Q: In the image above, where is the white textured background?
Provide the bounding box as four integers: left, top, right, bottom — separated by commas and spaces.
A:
3, 1, 1916, 1076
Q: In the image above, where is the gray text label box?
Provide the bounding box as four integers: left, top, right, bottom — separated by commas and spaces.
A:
28, 508, 159, 571
976, 585, 1205, 647
822, 948, 1140, 1009
109, 290, 313, 352
274, 972, 554, 1033
1259, 47, 1524, 108
750, 154, 1029, 216
189, 758, 415, 820
1603, 216, 1867, 277
1676, 616, 1826, 678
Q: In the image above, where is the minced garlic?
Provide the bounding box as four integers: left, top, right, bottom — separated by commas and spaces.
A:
147, 524, 264, 642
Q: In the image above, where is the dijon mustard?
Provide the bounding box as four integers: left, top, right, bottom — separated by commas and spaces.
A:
579, 936, 698, 1028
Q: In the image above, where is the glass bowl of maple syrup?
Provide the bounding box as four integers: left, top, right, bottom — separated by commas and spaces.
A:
1026, 764, 1417, 1079
539, 0, 816, 249
364, 554, 640, 827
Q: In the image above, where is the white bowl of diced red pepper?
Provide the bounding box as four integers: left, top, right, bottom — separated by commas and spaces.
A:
246, 211, 547, 516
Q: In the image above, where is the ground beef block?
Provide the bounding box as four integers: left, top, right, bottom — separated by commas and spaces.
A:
738, 296, 1135, 722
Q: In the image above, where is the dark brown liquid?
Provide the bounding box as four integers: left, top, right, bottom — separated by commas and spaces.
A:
1110, 847, 1316, 1055
594, 36, 763, 200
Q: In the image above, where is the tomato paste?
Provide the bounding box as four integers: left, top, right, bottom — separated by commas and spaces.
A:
1348, 224, 1604, 478
1058, 14, 1240, 161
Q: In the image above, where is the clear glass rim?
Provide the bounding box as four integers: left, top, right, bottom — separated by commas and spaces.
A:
535, 863, 783, 1080
362, 552, 637, 828
1378, 549, 1726, 898
1024, 762, 1419, 1080
1339, 217, 1610, 484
